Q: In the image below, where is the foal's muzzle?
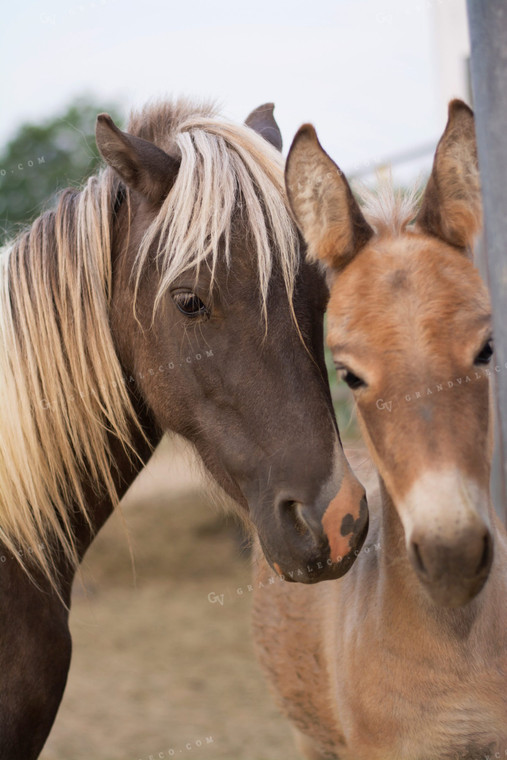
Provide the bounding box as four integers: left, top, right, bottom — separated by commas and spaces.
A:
399, 471, 494, 607
409, 526, 494, 607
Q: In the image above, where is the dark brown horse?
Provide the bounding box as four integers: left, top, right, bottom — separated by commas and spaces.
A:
0, 99, 368, 758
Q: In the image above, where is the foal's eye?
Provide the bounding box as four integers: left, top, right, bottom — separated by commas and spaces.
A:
335, 364, 367, 390
475, 338, 493, 365
343, 371, 366, 390
172, 291, 209, 318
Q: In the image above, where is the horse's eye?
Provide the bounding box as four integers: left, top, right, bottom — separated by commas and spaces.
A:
475, 338, 493, 365
173, 292, 208, 317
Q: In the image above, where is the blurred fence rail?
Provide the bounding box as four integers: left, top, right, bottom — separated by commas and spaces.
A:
467, 0, 507, 525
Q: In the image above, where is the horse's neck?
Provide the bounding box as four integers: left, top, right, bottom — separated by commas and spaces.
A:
372, 477, 507, 645
72, 391, 161, 567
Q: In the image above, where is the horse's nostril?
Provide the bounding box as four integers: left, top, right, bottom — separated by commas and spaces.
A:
281, 500, 310, 537
278, 499, 324, 539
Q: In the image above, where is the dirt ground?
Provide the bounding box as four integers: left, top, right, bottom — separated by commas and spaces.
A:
41, 433, 372, 760
40, 437, 297, 760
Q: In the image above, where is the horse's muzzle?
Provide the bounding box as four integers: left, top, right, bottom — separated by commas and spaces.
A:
255, 474, 369, 584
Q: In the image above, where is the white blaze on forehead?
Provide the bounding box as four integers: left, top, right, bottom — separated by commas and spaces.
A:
397, 469, 490, 541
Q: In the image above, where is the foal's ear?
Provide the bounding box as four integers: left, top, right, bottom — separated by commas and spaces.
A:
95, 113, 180, 205
416, 100, 482, 252
285, 125, 373, 269
245, 103, 283, 151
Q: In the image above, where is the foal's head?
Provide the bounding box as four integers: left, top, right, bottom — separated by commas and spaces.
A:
285, 101, 494, 605
95, 101, 367, 582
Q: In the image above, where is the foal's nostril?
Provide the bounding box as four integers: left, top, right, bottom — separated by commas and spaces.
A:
412, 542, 427, 575
476, 532, 493, 575
410, 527, 494, 584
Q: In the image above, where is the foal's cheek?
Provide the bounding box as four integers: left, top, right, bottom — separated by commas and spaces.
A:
354, 401, 403, 487
355, 401, 387, 456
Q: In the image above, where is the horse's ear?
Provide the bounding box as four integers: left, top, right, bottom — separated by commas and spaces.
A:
285, 124, 373, 270
245, 103, 283, 151
95, 113, 180, 205
416, 100, 482, 253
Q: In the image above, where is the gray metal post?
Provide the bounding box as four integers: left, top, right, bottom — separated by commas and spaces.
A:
467, 0, 507, 523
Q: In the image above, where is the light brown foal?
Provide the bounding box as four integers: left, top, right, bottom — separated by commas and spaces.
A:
252, 101, 507, 760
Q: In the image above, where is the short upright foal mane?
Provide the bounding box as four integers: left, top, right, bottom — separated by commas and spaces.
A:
253, 101, 507, 760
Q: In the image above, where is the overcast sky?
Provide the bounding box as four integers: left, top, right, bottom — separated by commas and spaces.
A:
1, 0, 457, 179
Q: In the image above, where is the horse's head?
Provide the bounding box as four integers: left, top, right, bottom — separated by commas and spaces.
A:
285, 100, 494, 606
95, 102, 367, 583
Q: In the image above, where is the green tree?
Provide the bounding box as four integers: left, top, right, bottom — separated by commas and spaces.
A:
0, 96, 122, 244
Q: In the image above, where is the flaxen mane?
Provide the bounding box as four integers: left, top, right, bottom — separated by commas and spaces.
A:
0, 98, 298, 589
